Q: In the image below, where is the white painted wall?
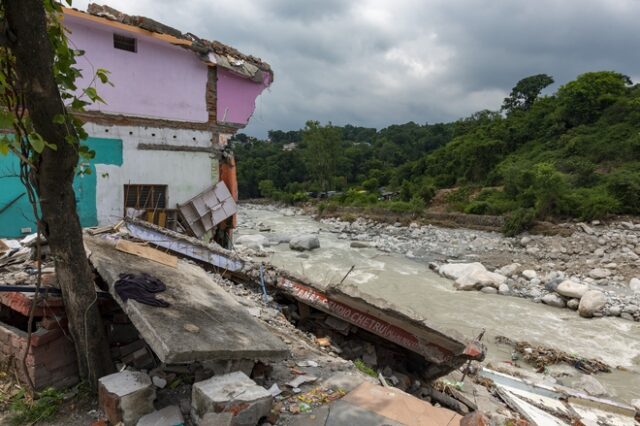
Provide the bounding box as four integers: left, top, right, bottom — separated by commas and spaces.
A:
85, 123, 218, 225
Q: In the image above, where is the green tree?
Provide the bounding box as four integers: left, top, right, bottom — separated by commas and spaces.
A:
556, 71, 631, 127
502, 74, 554, 113
1, 0, 113, 390
302, 121, 342, 192
531, 163, 568, 218
258, 179, 276, 198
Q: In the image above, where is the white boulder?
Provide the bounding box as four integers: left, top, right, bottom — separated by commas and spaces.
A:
588, 268, 610, 280
438, 262, 486, 280
497, 263, 520, 276
542, 293, 566, 308
629, 278, 640, 293
454, 269, 506, 291
235, 234, 270, 250
522, 270, 537, 280
578, 290, 607, 318
556, 280, 589, 299
289, 234, 320, 251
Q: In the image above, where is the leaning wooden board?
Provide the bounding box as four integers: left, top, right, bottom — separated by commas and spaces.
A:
115, 239, 177, 268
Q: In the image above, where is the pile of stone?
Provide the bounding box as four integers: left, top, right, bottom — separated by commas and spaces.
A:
434, 260, 640, 320
235, 233, 320, 252
317, 212, 640, 320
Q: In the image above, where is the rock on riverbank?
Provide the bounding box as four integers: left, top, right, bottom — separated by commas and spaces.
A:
315, 212, 640, 322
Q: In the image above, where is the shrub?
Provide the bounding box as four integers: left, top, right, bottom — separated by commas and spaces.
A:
388, 201, 412, 213
502, 208, 536, 237
409, 196, 426, 214
318, 202, 327, 215
258, 179, 276, 198
606, 167, 640, 214
417, 181, 436, 204
400, 180, 413, 202
362, 177, 380, 192
572, 189, 621, 220
445, 186, 473, 212
530, 163, 569, 218
464, 201, 491, 215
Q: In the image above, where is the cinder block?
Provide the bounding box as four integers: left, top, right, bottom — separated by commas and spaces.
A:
98, 371, 155, 426
191, 371, 272, 426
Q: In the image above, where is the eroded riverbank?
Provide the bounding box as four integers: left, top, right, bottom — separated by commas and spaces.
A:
235, 204, 640, 403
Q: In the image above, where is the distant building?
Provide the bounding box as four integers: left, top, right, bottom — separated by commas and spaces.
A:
0, 4, 272, 245
282, 142, 298, 151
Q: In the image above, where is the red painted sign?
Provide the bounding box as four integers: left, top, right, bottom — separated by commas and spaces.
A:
277, 277, 454, 362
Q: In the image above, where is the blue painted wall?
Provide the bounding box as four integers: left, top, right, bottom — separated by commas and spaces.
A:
0, 137, 122, 238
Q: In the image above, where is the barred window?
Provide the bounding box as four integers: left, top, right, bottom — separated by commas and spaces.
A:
124, 185, 167, 210
113, 34, 137, 52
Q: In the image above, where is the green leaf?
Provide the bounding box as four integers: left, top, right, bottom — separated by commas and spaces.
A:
71, 98, 88, 111
29, 133, 45, 153
85, 87, 98, 101
96, 68, 111, 84
0, 109, 13, 129
0, 136, 11, 156
52, 114, 66, 124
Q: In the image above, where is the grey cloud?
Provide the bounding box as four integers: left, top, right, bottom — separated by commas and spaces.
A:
73, 0, 640, 137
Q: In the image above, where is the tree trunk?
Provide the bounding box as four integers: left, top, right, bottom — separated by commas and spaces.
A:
4, 0, 113, 389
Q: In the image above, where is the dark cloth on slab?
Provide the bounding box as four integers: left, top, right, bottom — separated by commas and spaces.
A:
114, 272, 170, 307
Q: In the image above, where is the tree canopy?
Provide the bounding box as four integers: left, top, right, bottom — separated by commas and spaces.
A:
234, 71, 640, 229
501, 73, 554, 113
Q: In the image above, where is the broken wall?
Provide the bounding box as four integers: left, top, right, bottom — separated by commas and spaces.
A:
216, 68, 271, 126
85, 123, 218, 226
0, 136, 123, 238
65, 15, 209, 123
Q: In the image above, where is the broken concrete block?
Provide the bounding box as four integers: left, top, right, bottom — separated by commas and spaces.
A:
152, 376, 167, 389
191, 371, 272, 426
137, 405, 184, 426
98, 370, 155, 426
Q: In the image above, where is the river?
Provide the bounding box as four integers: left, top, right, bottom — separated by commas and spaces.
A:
236, 205, 640, 403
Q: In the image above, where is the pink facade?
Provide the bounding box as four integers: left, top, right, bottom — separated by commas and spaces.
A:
217, 68, 271, 126
65, 15, 209, 123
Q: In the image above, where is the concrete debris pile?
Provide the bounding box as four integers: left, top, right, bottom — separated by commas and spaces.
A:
3, 218, 640, 425
0, 234, 80, 389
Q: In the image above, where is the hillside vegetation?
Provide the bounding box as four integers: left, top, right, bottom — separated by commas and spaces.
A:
234, 71, 640, 234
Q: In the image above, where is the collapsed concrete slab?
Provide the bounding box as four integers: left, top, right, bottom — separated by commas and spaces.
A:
191, 371, 273, 425
275, 273, 485, 378
98, 370, 155, 426
86, 236, 288, 363
125, 218, 244, 272
119, 219, 484, 378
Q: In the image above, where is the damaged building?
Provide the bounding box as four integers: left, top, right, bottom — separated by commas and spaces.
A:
0, 3, 271, 246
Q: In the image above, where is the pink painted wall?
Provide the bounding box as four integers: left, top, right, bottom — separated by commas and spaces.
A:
217, 68, 270, 125
65, 15, 209, 123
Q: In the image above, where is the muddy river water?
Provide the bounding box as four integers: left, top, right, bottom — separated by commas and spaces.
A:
237, 206, 640, 403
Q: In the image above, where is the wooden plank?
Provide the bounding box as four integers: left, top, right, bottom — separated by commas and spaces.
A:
115, 239, 177, 268
158, 211, 167, 228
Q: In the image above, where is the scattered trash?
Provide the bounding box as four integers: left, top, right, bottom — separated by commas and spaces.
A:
267, 383, 282, 397
287, 375, 318, 388
495, 336, 611, 373
296, 360, 319, 368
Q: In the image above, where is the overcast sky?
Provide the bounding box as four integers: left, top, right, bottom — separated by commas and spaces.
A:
73, 0, 640, 138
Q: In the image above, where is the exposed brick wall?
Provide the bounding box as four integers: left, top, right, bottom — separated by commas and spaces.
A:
207, 67, 217, 125
0, 321, 78, 390
0, 292, 65, 317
